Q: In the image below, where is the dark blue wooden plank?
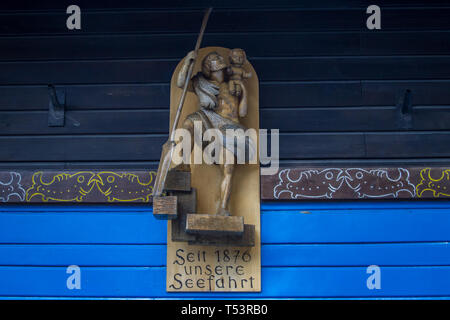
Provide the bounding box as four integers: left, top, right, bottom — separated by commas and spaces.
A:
0, 84, 170, 111
3, 31, 450, 62
261, 81, 362, 107
0, 9, 362, 36
0, 135, 167, 161
9, 132, 450, 162
2, 56, 450, 85
0, 202, 450, 244
263, 106, 450, 132
0, 81, 362, 111
2, 131, 450, 161
263, 107, 394, 132
0, 32, 360, 61
362, 31, 450, 55
0, 7, 449, 36
0, 110, 169, 135
362, 80, 450, 106
365, 132, 450, 158
2, 80, 449, 111
18, 106, 450, 135
2, 107, 450, 136
0, 59, 177, 85
0, 266, 449, 298
0, 243, 449, 266
252, 56, 450, 81
278, 133, 366, 159
1, 0, 449, 11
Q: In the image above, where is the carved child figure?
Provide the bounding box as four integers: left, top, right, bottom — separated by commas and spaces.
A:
227, 48, 252, 97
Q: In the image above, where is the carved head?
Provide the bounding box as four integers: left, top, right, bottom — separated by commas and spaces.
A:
202, 52, 227, 79
229, 48, 246, 66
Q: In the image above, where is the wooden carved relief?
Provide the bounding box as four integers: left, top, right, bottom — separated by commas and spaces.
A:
159, 47, 261, 292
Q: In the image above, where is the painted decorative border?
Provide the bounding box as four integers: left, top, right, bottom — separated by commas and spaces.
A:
0, 171, 156, 203
0, 167, 449, 203
261, 167, 450, 200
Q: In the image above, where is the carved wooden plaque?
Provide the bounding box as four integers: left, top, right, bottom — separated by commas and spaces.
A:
166, 47, 261, 292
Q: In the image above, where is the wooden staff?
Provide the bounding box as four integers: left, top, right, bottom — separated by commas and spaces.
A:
153, 7, 212, 197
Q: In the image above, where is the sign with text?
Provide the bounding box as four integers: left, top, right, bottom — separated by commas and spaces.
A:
167, 245, 259, 291
166, 47, 261, 292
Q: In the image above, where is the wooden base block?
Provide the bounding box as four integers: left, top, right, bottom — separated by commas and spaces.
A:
189, 224, 255, 247
153, 196, 177, 220
171, 189, 197, 242
186, 214, 244, 236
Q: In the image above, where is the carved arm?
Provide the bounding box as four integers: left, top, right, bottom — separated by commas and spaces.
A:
176, 51, 197, 88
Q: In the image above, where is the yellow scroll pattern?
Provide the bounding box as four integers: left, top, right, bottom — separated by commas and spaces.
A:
26, 171, 156, 202
416, 168, 450, 198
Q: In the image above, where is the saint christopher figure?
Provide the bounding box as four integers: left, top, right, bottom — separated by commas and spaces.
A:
174, 49, 256, 217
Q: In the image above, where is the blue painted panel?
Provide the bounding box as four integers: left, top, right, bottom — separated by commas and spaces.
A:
0, 245, 166, 267
262, 208, 450, 243
261, 243, 450, 267
0, 201, 449, 298
0, 243, 449, 267
1, 202, 450, 243
0, 207, 166, 244
0, 266, 449, 298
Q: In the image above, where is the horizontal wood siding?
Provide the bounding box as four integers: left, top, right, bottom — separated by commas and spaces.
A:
0, 202, 448, 298
0, 2, 450, 166
1, 0, 450, 299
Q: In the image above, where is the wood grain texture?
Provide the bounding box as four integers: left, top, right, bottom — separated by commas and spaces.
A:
1, 0, 450, 300
165, 47, 261, 292
186, 214, 244, 236
153, 196, 177, 220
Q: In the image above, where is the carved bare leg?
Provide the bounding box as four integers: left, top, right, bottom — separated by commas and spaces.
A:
218, 149, 235, 216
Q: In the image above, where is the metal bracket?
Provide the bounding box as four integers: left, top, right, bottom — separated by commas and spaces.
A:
48, 85, 66, 127
396, 89, 413, 130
